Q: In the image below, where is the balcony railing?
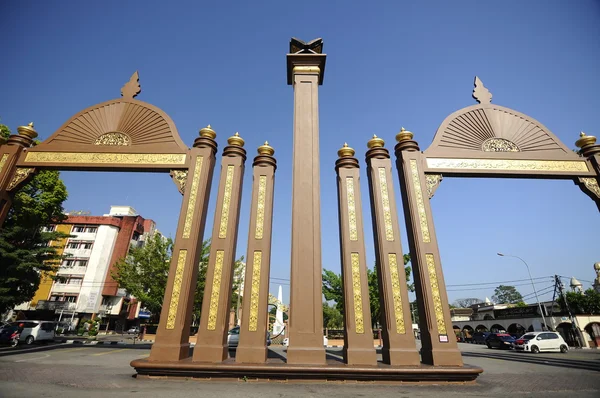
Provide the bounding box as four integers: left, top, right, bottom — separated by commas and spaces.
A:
36, 300, 77, 311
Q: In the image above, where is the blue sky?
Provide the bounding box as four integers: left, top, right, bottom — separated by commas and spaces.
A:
1, 1, 599, 307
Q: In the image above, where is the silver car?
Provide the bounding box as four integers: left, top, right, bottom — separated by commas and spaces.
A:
227, 326, 271, 348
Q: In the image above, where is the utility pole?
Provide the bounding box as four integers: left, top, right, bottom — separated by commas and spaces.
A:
555, 275, 584, 348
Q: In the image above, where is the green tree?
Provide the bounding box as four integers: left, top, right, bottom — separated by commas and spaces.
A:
322, 302, 343, 328
0, 122, 69, 315
492, 285, 524, 304
559, 288, 600, 315
112, 233, 173, 319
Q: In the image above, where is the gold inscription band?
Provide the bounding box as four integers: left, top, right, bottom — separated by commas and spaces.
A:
24, 151, 187, 165
182, 156, 203, 239
377, 167, 394, 241
409, 160, 431, 243
346, 177, 358, 241
0, 154, 9, 173
248, 251, 262, 332
350, 253, 365, 334
207, 250, 225, 330
166, 250, 188, 330
426, 253, 447, 335
426, 158, 589, 173
219, 165, 235, 239
293, 66, 320, 74
388, 254, 406, 334
255, 176, 267, 239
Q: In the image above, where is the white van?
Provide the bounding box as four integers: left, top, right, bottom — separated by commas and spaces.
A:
11, 321, 56, 345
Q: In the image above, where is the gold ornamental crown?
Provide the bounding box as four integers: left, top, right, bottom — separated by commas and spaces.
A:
367, 134, 385, 149
337, 143, 355, 158
228, 132, 245, 147
199, 125, 216, 139
257, 141, 275, 156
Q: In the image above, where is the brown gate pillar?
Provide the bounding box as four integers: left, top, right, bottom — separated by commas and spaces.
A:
193, 133, 247, 363
335, 144, 377, 366
575, 133, 600, 211
149, 126, 218, 362
365, 135, 420, 366
393, 129, 462, 367
0, 123, 38, 228
236, 142, 277, 364
286, 38, 327, 365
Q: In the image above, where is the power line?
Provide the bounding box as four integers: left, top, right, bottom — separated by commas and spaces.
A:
446, 276, 552, 287
446, 280, 553, 292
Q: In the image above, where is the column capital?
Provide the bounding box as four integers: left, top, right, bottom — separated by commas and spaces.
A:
287, 53, 326, 85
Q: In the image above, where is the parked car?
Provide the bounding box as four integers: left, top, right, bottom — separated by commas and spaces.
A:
0, 325, 20, 347
514, 332, 568, 353
226, 326, 271, 348
485, 333, 515, 349
126, 326, 140, 334
10, 321, 55, 345
471, 332, 490, 344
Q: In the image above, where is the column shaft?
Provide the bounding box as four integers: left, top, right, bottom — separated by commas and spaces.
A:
149, 142, 217, 362
365, 146, 420, 366
287, 60, 326, 365
335, 153, 377, 365
394, 148, 462, 366
193, 143, 246, 362
236, 150, 277, 363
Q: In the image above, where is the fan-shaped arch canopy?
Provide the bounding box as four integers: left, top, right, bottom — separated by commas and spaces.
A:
421, 77, 594, 178
20, 72, 190, 171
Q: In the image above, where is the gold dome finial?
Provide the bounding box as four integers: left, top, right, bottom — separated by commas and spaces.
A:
575, 131, 596, 148
395, 127, 414, 142
337, 142, 355, 158
199, 125, 216, 139
228, 132, 245, 147
257, 141, 275, 156
17, 122, 38, 139
367, 134, 385, 149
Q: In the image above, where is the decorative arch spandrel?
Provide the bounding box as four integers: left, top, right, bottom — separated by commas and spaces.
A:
17, 73, 190, 171
421, 77, 594, 178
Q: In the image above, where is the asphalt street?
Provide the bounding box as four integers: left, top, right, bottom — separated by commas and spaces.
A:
0, 343, 598, 398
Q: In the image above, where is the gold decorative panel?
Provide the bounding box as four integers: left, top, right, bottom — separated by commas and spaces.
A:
426, 158, 589, 173
24, 151, 187, 165
409, 160, 430, 243
425, 174, 442, 199
255, 175, 267, 239
350, 253, 365, 334
248, 251, 262, 332
377, 167, 394, 241
171, 169, 188, 195
0, 154, 8, 173
579, 177, 600, 199
346, 177, 358, 241
182, 156, 203, 239
426, 253, 447, 335
7, 168, 34, 191
94, 132, 130, 146
218, 165, 235, 239
388, 254, 406, 334
166, 250, 187, 329
207, 250, 225, 330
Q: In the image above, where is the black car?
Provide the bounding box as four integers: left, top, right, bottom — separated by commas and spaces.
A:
485, 333, 515, 349
471, 332, 490, 344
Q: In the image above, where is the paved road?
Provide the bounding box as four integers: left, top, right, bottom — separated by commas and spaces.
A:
0, 343, 598, 397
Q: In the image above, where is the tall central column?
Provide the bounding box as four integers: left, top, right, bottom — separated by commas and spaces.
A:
286, 38, 327, 365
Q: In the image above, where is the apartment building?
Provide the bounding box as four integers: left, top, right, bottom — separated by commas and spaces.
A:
16, 205, 157, 331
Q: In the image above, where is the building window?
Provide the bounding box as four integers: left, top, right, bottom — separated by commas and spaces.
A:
42, 225, 56, 232
73, 226, 85, 233
86, 227, 97, 233
62, 259, 74, 267
64, 295, 78, 303
75, 259, 88, 267
65, 241, 93, 250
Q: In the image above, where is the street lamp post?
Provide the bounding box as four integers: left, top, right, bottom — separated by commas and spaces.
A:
497, 253, 549, 331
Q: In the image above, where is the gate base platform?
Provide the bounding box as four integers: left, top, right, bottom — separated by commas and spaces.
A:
131, 358, 483, 383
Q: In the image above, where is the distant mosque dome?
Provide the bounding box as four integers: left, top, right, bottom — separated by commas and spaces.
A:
570, 277, 583, 293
